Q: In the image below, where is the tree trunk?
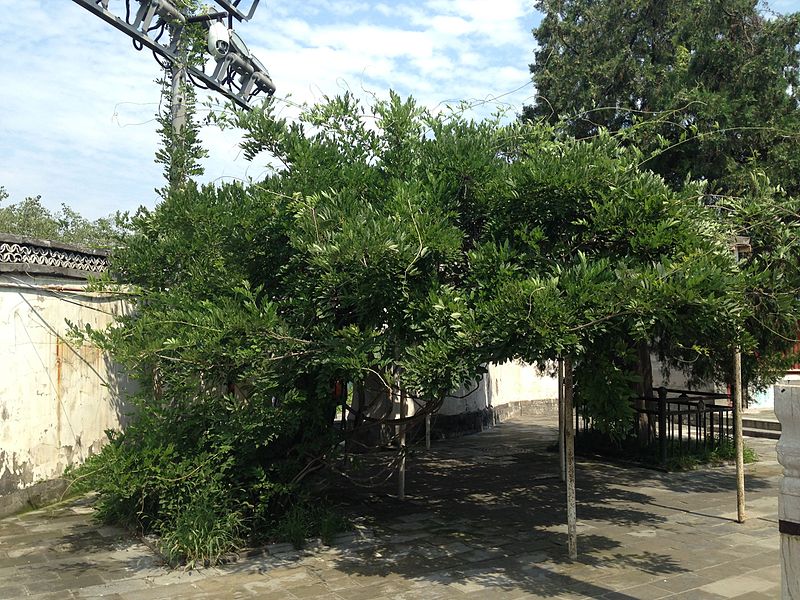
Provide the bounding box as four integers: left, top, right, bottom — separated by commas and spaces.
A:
346, 374, 391, 452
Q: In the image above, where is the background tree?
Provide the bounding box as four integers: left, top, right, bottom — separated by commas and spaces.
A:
523, 0, 800, 196
523, 0, 800, 400
0, 187, 123, 248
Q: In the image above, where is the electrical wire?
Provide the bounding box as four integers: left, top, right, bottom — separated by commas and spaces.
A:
152, 23, 167, 43
0, 277, 129, 315
152, 50, 171, 70
188, 72, 210, 90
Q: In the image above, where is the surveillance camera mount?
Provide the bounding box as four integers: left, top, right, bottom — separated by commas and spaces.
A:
212, 0, 261, 22
71, 0, 275, 110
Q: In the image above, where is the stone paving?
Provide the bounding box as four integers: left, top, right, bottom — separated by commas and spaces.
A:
0, 416, 783, 599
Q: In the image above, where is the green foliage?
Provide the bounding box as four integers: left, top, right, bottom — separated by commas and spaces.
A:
0, 189, 124, 248
160, 496, 243, 568
272, 500, 349, 549
73, 90, 800, 566
70, 423, 245, 568
525, 0, 800, 197
523, 1, 800, 410
664, 440, 758, 471
154, 77, 207, 194
575, 342, 640, 442
73, 93, 503, 564
153, 23, 208, 194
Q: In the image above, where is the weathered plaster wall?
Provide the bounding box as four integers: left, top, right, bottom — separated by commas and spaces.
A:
440, 360, 559, 416
0, 274, 134, 499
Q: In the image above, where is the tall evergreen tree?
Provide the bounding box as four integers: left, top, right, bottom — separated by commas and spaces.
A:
523, 0, 800, 196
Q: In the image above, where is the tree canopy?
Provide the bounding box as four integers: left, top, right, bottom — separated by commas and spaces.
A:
0, 187, 123, 248
71, 91, 800, 564
523, 0, 800, 196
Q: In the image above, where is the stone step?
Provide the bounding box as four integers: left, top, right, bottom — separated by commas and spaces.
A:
742, 426, 781, 440
741, 417, 781, 432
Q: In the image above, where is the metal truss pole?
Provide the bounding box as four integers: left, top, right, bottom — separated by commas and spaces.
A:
70, 0, 275, 110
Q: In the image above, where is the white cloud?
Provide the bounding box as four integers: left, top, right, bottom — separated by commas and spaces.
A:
0, 0, 540, 220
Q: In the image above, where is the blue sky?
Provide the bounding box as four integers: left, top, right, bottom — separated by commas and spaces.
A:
0, 1, 798, 220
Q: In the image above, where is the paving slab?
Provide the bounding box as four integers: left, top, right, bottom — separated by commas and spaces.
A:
0, 415, 784, 598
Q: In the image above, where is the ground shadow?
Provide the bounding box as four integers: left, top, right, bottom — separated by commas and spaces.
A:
324, 418, 701, 597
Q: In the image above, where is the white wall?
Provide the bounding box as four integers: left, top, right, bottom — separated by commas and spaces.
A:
439, 360, 558, 415
0, 274, 134, 496
439, 356, 750, 417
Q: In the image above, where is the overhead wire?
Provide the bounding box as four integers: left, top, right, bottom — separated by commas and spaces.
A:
125, 0, 144, 50
188, 71, 210, 90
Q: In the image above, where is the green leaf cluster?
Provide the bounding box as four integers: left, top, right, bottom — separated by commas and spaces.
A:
72, 90, 800, 563
0, 187, 124, 248
525, 0, 800, 197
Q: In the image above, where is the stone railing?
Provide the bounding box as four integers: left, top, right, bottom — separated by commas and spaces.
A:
0, 233, 109, 279
776, 384, 800, 599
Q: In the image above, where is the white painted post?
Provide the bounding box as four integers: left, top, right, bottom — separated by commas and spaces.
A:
776, 384, 800, 599
564, 357, 578, 560
398, 385, 407, 500
558, 357, 565, 482
733, 349, 746, 523
730, 237, 750, 524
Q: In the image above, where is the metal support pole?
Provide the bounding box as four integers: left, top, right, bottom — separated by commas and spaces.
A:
734, 348, 746, 523
425, 413, 431, 450
564, 357, 578, 560
71, 0, 275, 109
170, 62, 187, 136
658, 387, 668, 466
398, 385, 407, 500
558, 357, 565, 482
169, 25, 187, 137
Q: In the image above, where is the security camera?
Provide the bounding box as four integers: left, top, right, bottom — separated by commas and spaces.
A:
229, 30, 251, 59
250, 57, 276, 95
208, 22, 230, 59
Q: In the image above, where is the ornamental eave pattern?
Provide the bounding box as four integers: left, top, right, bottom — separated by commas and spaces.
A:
0, 233, 109, 279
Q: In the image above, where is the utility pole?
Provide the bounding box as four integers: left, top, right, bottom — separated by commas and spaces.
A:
71, 1, 275, 111
170, 37, 187, 135
169, 23, 187, 136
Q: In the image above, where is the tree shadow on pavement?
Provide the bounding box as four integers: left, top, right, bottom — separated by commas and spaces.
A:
327, 420, 695, 598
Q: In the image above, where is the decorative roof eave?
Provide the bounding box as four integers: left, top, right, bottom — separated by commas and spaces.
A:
0, 233, 110, 280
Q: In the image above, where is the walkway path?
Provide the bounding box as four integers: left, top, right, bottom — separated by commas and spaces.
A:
0, 416, 782, 599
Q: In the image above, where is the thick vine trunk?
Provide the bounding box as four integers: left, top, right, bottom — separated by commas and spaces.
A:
346, 371, 392, 452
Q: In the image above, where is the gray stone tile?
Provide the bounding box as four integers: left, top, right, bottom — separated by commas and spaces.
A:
0, 415, 783, 600
0, 585, 27, 600
601, 583, 671, 599
698, 573, 780, 598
